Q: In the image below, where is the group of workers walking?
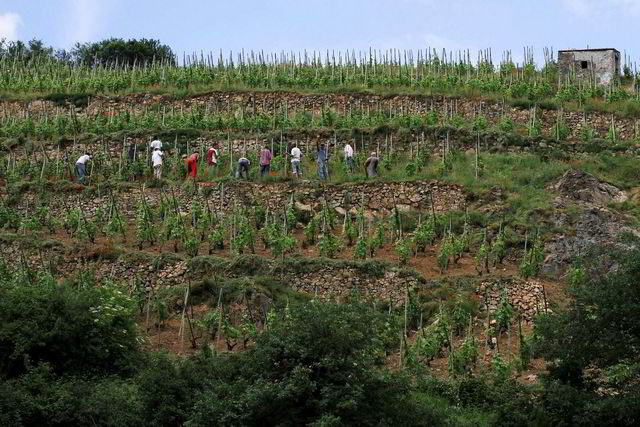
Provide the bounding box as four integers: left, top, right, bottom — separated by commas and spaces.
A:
75, 138, 379, 184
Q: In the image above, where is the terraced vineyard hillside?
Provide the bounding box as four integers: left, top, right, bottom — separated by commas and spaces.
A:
2, 47, 640, 426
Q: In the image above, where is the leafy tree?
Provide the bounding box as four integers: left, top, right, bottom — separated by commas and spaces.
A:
186, 302, 442, 426
0, 39, 61, 62
0, 271, 139, 378
535, 247, 640, 387
72, 38, 175, 66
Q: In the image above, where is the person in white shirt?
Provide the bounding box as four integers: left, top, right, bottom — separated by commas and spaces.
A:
344, 143, 354, 172
75, 154, 91, 184
152, 150, 164, 179
290, 145, 302, 177
150, 138, 162, 151
207, 144, 219, 178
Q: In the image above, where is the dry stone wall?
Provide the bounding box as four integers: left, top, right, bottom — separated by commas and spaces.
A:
1, 91, 638, 142
13, 180, 465, 221
285, 266, 419, 305
476, 277, 548, 321
0, 240, 422, 305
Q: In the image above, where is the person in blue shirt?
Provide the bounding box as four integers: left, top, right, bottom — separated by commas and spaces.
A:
314, 143, 328, 180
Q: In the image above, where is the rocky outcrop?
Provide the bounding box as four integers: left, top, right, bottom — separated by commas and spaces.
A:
544, 170, 639, 275
549, 169, 627, 205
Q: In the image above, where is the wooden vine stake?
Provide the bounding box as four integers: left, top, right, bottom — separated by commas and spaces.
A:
179, 285, 190, 352
475, 131, 479, 181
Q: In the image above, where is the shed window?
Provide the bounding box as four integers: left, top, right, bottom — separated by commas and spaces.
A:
581, 61, 589, 69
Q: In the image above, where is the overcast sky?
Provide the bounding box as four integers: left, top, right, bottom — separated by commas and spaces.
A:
1, 0, 639, 65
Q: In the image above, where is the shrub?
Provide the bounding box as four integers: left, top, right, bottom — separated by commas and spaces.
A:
579, 124, 595, 142
0, 271, 140, 378
499, 116, 515, 133
395, 238, 410, 266
405, 162, 417, 177
317, 232, 342, 259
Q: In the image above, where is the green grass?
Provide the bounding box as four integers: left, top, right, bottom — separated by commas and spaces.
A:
608, 200, 640, 227
578, 152, 640, 189
421, 151, 569, 228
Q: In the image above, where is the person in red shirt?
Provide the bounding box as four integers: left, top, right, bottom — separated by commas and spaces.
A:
186, 152, 199, 178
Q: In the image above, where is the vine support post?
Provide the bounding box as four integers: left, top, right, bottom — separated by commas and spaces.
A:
228, 132, 232, 175
119, 138, 125, 179
506, 319, 512, 363
399, 331, 404, 368
179, 285, 190, 352
484, 292, 490, 357
40, 157, 46, 181
475, 131, 479, 181
404, 285, 408, 339
215, 288, 223, 353
55, 148, 60, 180
145, 288, 153, 332
220, 183, 224, 212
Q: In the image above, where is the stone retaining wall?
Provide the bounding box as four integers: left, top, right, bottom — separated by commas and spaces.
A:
1, 91, 638, 141
476, 277, 548, 321
0, 241, 421, 305
284, 266, 419, 305
14, 180, 465, 221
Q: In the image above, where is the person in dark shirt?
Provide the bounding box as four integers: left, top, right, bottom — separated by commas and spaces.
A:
364, 152, 379, 178
314, 143, 328, 180
236, 157, 251, 180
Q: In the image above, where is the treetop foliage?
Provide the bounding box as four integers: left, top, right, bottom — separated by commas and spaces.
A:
0, 37, 175, 66
71, 38, 176, 66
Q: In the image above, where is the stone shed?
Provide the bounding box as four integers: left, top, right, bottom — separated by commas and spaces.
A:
557, 48, 620, 85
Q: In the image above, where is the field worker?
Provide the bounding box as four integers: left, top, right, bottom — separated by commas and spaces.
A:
207, 143, 219, 177
259, 145, 272, 177
186, 152, 199, 178
75, 154, 91, 184
236, 156, 251, 180
152, 149, 164, 179
364, 152, 379, 178
314, 143, 328, 180
344, 142, 354, 172
150, 137, 162, 151
127, 139, 135, 161
290, 144, 302, 178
